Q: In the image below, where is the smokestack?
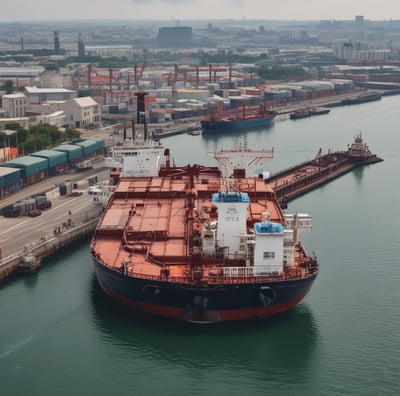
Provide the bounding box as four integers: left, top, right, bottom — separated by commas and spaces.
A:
109, 68, 113, 103
78, 33, 85, 57
135, 91, 147, 125
88, 64, 92, 94
20, 37, 24, 53
54, 31, 60, 55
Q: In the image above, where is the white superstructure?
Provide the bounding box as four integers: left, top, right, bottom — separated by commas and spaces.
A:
210, 136, 274, 179
94, 126, 168, 207
105, 128, 166, 177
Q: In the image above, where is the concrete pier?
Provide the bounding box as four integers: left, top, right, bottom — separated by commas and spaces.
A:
0, 215, 99, 282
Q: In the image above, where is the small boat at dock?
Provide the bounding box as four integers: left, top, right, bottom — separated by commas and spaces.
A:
308, 107, 330, 116
18, 253, 41, 275
290, 109, 311, 120
290, 107, 330, 120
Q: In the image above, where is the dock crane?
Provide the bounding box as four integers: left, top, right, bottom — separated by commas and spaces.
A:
134, 63, 146, 87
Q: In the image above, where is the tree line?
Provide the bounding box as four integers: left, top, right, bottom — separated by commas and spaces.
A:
0, 123, 81, 155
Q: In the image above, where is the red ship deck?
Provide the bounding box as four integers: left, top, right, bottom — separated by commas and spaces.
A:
92, 171, 285, 280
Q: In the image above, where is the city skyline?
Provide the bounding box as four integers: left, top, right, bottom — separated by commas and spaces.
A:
0, 0, 399, 23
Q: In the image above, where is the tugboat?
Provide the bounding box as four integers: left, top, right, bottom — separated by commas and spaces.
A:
18, 253, 41, 275
347, 133, 382, 163
290, 109, 311, 120
308, 107, 330, 116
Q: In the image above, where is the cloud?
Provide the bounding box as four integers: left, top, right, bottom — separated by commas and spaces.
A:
132, 0, 192, 3
0, 0, 399, 21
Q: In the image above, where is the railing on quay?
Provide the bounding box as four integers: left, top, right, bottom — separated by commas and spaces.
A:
0, 215, 100, 281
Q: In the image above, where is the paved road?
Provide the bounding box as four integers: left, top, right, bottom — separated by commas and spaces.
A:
0, 160, 109, 208
0, 158, 110, 260
0, 189, 102, 259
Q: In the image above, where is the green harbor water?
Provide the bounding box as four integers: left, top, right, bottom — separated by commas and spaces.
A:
1, 95, 399, 396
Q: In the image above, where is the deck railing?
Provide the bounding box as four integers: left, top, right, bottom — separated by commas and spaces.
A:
110, 264, 317, 285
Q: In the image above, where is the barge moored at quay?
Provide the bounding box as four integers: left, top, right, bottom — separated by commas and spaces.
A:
266, 133, 383, 206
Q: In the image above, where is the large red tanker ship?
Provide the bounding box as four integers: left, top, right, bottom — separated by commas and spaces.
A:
90, 136, 319, 323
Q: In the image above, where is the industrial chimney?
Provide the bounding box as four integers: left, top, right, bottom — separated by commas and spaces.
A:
54, 31, 60, 55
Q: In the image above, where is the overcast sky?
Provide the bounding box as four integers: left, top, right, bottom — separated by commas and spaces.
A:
0, 0, 399, 22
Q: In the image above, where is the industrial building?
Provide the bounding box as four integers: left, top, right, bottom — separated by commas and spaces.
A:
0, 138, 105, 194
156, 27, 193, 47
1, 93, 28, 118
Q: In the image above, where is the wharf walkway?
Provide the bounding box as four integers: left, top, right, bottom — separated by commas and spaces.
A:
0, 216, 99, 281
0, 178, 103, 282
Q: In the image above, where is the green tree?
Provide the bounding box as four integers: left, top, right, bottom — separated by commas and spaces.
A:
24, 133, 50, 153
4, 122, 21, 130
257, 65, 307, 81
29, 124, 63, 146
0, 131, 7, 148
3, 123, 83, 154
2, 80, 14, 94
3, 123, 28, 151
42, 62, 60, 71
64, 128, 81, 141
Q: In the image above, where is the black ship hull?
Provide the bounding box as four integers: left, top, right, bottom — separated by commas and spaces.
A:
341, 93, 382, 105
93, 257, 318, 323
201, 114, 275, 134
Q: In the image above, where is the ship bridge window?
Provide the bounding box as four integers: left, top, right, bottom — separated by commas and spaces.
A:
263, 251, 275, 260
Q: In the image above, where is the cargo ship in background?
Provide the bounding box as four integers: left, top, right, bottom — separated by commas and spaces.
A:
90, 130, 319, 323
341, 92, 382, 105
201, 102, 276, 134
